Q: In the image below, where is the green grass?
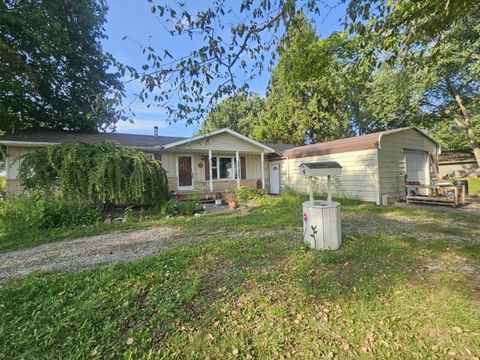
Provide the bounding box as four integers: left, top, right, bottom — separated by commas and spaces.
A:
1, 194, 480, 359
0, 220, 155, 254
469, 178, 480, 195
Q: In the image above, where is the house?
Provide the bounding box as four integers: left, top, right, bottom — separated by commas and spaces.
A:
438, 150, 479, 178
0, 126, 440, 205
269, 127, 440, 205
0, 128, 286, 195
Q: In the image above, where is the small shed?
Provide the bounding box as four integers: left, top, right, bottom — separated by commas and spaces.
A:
270, 127, 440, 205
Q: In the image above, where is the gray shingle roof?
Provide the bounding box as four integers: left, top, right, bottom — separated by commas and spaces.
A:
0, 130, 294, 155
0, 131, 187, 148
265, 143, 295, 156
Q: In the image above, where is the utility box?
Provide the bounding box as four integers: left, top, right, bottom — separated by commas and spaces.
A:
300, 161, 342, 250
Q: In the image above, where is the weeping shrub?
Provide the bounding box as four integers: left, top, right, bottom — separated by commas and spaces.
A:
19, 142, 169, 206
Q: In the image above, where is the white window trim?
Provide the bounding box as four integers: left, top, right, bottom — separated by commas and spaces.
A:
211, 156, 238, 181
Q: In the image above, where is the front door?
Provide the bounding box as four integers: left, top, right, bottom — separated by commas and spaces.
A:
178, 156, 193, 190
270, 163, 280, 194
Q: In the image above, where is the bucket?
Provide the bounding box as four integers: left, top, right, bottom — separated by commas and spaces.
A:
454, 180, 468, 195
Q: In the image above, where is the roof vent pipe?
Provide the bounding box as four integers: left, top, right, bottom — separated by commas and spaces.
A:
154, 126, 159, 137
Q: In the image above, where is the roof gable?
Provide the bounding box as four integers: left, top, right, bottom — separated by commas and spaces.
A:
161, 128, 275, 153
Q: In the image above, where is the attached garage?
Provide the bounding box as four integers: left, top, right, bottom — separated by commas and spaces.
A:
270, 127, 440, 205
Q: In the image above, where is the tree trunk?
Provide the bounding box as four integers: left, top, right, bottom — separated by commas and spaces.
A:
445, 77, 480, 167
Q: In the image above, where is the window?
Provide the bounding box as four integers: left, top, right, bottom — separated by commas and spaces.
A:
211, 157, 218, 179
219, 157, 234, 179
210, 156, 238, 180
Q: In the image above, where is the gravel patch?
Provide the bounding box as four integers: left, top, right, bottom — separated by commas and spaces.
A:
0, 227, 188, 282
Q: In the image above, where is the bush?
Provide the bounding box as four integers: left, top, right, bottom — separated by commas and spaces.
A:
235, 186, 266, 204
0, 176, 5, 198
19, 142, 169, 206
277, 187, 306, 207
0, 192, 101, 237
159, 199, 201, 217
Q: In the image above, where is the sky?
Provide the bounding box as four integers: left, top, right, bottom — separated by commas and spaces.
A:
102, 1, 347, 137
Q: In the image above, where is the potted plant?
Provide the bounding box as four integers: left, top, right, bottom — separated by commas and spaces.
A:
224, 193, 238, 209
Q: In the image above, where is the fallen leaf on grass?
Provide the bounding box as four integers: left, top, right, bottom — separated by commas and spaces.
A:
452, 326, 463, 334
125, 337, 134, 346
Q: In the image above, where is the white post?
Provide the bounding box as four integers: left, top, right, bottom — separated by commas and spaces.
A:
309, 178, 314, 204
208, 149, 213, 192
260, 151, 265, 190
327, 175, 332, 203
236, 151, 240, 190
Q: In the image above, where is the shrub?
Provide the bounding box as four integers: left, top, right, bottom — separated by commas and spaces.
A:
277, 187, 306, 207
159, 199, 201, 217
0, 192, 101, 237
178, 201, 199, 216
19, 142, 169, 206
235, 186, 266, 204
0, 176, 5, 198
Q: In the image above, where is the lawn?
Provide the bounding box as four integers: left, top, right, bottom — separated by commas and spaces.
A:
469, 178, 480, 195
1, 193, 479, 359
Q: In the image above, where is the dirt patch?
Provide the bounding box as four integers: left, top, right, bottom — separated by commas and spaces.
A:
342, 212, 479, 243
0, 227, 187, 282
422, 253, 480, 279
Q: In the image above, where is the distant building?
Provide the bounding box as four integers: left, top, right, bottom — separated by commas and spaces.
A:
439, 150, 479, 178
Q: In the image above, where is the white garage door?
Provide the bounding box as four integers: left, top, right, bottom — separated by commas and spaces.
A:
405, 150, 428, 184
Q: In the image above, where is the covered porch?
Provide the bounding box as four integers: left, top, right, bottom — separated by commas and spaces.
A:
158, 128, 275, 194
174, 150, 267, 194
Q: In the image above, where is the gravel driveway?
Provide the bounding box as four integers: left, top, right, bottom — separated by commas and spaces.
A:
0, 227, 187, 282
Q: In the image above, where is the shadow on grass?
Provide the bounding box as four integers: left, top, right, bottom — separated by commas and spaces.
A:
1, 195, 480, 358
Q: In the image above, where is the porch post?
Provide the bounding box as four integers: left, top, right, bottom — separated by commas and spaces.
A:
261, 151, 265, 190
208, 149, 213, 192
236, 150, 240, 190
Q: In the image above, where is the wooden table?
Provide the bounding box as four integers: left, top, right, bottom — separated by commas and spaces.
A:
405, 184, 466, 207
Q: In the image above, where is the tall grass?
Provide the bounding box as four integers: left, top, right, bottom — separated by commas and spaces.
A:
0, 191, 101, 239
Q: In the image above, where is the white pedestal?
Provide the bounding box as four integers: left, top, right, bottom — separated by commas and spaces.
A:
302, 201, 342, 250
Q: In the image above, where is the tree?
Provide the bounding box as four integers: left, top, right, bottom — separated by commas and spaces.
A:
199, 93, 264, 136
254, 14, 352, 145
419, 13, 480, 164
347, 1, 480, 165
131, 1, 479, 121
0, 0, 125, 134
19, 142, 168, 206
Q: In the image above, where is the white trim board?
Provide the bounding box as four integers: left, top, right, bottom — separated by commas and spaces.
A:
160, 128, 275, 153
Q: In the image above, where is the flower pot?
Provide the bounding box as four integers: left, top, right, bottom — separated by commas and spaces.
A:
227, 200, 238, 209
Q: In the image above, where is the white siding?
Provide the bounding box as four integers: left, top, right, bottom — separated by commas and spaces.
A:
174, 133, 264, 153
277, 149, 379, 203
378, 129, 439, 200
